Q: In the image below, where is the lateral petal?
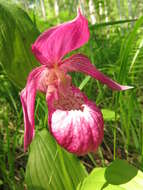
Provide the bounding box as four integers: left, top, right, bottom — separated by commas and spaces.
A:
20, 66, 46, 151
32, 11, 89, 66
61, 54, 133, 91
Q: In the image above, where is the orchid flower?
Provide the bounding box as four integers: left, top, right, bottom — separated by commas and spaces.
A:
20, 10, 132, 155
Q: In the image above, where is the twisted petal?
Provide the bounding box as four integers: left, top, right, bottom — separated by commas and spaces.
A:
47, 87, 104, 155
61, 54, 133, 91
32, 10, 89, 66
20, 66, 46, 151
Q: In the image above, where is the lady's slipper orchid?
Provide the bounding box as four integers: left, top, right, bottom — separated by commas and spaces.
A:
20, 10, 132, 155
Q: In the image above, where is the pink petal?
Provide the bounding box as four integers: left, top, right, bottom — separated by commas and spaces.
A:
31, 26, 61, 66
61, 54, 133, 91
32, 11, 89, 66
47, 86, 104, 155
20, 66, 46, 151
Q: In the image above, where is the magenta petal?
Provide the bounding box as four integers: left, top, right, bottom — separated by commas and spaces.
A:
31, 26, 61, 66
47, 86, 104, 155
20, 66, 46, 151
61, 54, 133, 91
32, 11, 89, 66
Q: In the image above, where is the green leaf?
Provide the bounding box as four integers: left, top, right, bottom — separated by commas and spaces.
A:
79, 76, 91, 90
90, 19, 137, 29
101, 109, 119, 121
77, 159, 143, 190
26, 129, 87, 190
118, 16, 143, 83
0, 179, 3, 185
0, 0, 39, 88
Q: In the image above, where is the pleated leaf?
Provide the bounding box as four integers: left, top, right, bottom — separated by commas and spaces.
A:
77, 159, 143, 190
0, 0, 39, 88
118, 16, 143, 83
26, 129, 88, 190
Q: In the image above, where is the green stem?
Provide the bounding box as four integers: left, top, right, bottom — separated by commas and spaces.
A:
98, 147, 105, 166
88, 153, 97, 166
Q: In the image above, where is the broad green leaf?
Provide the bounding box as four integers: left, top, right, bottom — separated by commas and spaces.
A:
26, 129, 87, 190
0, 0, 39, 88
77, 159, 143, 190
